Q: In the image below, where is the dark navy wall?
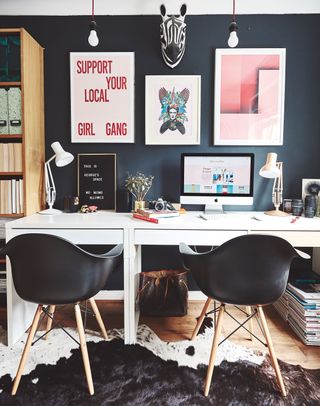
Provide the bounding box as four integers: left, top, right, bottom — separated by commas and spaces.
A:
1, 14, 319, 286
1, 15, 320, 209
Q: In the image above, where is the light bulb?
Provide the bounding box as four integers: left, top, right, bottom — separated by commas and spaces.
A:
228, 21, 239, 48
88, 21, 99, 47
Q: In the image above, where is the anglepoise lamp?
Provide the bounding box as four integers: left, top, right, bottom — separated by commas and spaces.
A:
40, 142, 74, 215
259, 152, 288, 217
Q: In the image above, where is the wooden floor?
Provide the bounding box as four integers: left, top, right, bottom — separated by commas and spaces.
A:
0, 301, 319, 369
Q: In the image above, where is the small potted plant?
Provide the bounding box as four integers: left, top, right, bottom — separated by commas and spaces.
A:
125, 172, 154, 211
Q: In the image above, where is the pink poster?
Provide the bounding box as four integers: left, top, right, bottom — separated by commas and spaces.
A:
214, 49, 286, 146
70, 52, 134, 143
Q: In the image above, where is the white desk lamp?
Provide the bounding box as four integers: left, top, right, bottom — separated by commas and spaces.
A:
39, 141, 74, 215
259, 152, 288, 217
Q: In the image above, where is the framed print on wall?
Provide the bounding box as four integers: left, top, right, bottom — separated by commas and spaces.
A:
70, 52, 134, 143
145, 75, 201, 145
214, 48, 286, 146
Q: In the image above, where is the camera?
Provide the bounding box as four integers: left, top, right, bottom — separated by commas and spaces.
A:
149, 198, 167, 211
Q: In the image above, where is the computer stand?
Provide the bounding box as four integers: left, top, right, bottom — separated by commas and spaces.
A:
204, 204, 224, 214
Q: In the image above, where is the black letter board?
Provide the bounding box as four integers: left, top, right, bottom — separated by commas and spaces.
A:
77, 153, 116, 210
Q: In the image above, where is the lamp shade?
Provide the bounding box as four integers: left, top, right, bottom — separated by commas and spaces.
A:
259, 153, 280, 179
51, 142, 74, 167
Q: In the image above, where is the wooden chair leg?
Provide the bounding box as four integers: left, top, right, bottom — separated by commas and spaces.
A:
89, 298, 108, 340
75, 303, 94, 396
12, 305, 43, 395
246, 306, 253, 341
45, 305, 56, 340
257, 306, 287, 397
191, 297, 212, 341
204, 303, 225, 397
213, 300, 217, 329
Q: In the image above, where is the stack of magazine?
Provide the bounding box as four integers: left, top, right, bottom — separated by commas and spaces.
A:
132, 208, 180, 223
274, 276, 320, 345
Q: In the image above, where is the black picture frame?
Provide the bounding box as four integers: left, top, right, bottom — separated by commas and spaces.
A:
77, 153, 116, 210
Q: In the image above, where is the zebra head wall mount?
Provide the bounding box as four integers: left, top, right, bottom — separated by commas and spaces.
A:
160, 4, 187, 69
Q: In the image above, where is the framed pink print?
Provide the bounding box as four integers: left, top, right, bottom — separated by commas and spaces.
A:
70, 52, 134, 143
214, 48, 286, 146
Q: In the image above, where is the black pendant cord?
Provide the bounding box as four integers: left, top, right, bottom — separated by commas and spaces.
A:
232, 0, 236, 23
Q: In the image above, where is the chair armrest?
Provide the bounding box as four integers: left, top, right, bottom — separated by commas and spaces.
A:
295, 248, 311, 259
179, 242, 197, 255
100, 244, 123, 258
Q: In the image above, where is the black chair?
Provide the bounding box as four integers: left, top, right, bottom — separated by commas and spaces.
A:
179, 234, 309, 397
0, 233, 123, 396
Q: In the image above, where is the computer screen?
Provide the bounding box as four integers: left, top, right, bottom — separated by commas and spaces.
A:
180, 153, 254, 212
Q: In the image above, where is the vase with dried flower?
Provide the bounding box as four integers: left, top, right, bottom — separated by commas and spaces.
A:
125, 172, 154, 212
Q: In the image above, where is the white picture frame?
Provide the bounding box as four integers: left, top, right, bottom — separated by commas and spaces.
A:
145, 75, 201, 145
70, 52, 134, 143
214, 48, 286, 146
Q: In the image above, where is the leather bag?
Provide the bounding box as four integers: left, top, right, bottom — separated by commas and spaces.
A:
138, 269, 188, 316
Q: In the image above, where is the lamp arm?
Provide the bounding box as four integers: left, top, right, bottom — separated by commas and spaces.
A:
272, 162, 283, 210
44, 157, 57, 210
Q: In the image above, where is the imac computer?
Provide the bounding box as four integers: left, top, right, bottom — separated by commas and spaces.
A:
180, 153, 254, 213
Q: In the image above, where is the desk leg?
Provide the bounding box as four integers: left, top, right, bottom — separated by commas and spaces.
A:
6, 230, 36, 347
123, 228, 131, 345
312, 247, 320, 276
126, 228, 141, 344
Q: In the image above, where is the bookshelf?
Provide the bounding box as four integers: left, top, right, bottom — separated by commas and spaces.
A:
0, 28, 45, 306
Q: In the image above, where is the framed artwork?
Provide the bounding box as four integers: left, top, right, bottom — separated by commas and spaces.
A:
145, 75, 201, 145
214, 48, 286, 146
70, 52, 134, 143
77, 153, 116, 210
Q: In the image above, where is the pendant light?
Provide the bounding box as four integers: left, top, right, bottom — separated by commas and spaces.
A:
228, 0, 239, 48
88, 0, 99, 47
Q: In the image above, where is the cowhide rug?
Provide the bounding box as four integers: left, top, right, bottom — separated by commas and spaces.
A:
0, 323, 319, 405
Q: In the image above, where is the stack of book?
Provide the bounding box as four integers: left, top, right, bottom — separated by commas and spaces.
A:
274, 276, 320, 345
0, 143, 22, 172
132, 208, 180, 223
0, 179, 24, 214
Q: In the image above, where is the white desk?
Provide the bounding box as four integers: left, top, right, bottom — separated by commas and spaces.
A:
5, 211, 320, 346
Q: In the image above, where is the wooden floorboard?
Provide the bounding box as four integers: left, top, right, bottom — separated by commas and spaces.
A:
0, 301, 319, 369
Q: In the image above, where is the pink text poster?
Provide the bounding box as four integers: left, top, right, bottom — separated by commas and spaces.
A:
70, 52, 134, 143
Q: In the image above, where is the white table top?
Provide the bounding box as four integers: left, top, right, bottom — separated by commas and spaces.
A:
6, 211, 320, 232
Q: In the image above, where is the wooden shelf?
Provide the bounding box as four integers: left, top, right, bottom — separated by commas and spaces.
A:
0, 134, 22, 139
0, 213, 23, 217
0, 82, 21, 87
0, 172, 23, 176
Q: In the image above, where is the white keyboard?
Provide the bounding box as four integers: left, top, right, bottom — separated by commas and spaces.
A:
199, 213, 249, 221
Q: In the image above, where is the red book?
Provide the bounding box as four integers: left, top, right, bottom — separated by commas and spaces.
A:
132, 213, 159, 223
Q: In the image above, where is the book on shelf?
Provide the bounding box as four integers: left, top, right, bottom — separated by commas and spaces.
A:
13, 143, 22, 172
287, 281, 320, 301
137, 208, 180, 218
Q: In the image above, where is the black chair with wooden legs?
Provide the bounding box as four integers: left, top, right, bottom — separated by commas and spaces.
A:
179, 234, 309, 397
1, 234, 123, 396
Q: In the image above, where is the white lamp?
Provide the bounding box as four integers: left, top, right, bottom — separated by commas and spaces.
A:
259, 152, 288, 217
88, 0, 99, 47
228, 0, 239, 48
40, 142, 74, 215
